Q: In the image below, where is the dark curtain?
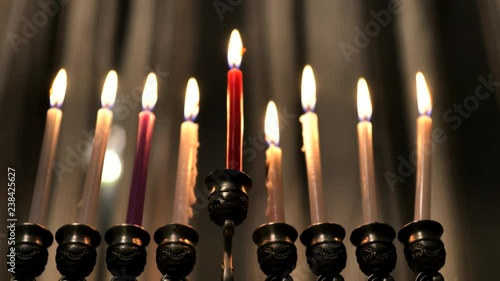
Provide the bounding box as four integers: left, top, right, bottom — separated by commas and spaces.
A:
1, 0, 499, 280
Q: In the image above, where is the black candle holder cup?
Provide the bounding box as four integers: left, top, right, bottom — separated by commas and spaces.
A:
300, 222, 347, 281
154, 223, 199, 281
104, 224, 150, 281
205, 169, 252, 281
398, 220, 446, 281
9, 223, 53, 281
253, 222, 298, 281
55, 223, 101, 281
350, 222, 397, 281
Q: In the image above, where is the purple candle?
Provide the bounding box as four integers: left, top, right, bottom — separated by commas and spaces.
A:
126, 73, 157, 225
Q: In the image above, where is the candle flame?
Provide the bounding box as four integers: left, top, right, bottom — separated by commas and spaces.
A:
184, 78, 200, 121
416, 72, 432, 116
142, 73, 158, 111
265, 101, 280, 146
227, 29, 243, 69
301, 65, 316, 112
357, 78, 372, 121
50, 69, 67, 108
101, 70, 118, 108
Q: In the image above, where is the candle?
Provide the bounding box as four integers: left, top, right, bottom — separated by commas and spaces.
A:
300, 65, 327, 224
172, 78, 200, 225
126, 73, 158, 225
264, 101, 285, 222
356, 78, 378, 224
414, 72, 433, 220
226, 29, 245, 170
78, 71, 118, 226
29, 69, 67, 224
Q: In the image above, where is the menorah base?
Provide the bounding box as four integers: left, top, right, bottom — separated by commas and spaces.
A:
350, 222, 397, 280
253, 222, 298, 281
154, 224, 199, 281
10, 223, 53, 281
55, 223, 101, 281
398, 220, 446, 281
105, 224, 150, 281
300, 223, 347, 280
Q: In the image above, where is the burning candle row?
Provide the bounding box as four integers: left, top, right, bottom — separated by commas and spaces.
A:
29, 69, 201, 228
265, 67, 434, 225
30, 29, 434, 231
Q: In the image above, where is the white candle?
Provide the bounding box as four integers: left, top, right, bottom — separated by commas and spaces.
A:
414, 72, 433, 221
78, 71, 118, 226
356, 78, 378, 224
265, 101, 285, 222
172, 78, 200, 225
300, 65, 326, 224
29, 69, 67, 225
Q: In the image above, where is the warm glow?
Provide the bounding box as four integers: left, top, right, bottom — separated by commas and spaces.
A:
357, 78, 373, 121
227, 29, 243, 68
184, 78, 200, 121
50, 69, 67, 108
101, 150, 122, 184
416, 72, 432, 116
265, 101, 280, 146
101, 70, 118, 108
301, 65, 316, 112
142, 73, 158, 111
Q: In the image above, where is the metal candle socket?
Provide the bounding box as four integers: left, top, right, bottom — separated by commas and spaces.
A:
154, 223, 199, 281
350, 222, 397, 281
55, 223, 101, 281
10, 223, 53, 281
253, 222, 298, 281
104, 224, 150, 280
205, 169, 252, 281
300, 223, 347, 281
398, 220, 446, 281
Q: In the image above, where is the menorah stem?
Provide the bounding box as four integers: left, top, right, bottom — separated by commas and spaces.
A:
222, 219, 235, 281
206, 169, 252, 281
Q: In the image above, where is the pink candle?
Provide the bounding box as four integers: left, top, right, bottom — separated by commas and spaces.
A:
172, 78, 200, 225
300, 65, 327, 224
414, 72, 433, 221
356, 78, 378, 224
29, 69, 67, 225
264, 101, 285, 222
78, 71, 118, 226
126, 73, 158, 225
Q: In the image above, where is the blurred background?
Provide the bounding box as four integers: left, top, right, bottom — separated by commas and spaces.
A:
1, 0, 499, 280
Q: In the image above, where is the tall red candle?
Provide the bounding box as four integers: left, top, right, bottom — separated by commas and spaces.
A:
126, 73, 158, 225
226, 29, 244, 170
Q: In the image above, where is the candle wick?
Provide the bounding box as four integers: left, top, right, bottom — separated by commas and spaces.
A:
303, 106, 314, 113
268, 140, 279, 147
419, 111, 431, 117
185, 115, 196, 122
